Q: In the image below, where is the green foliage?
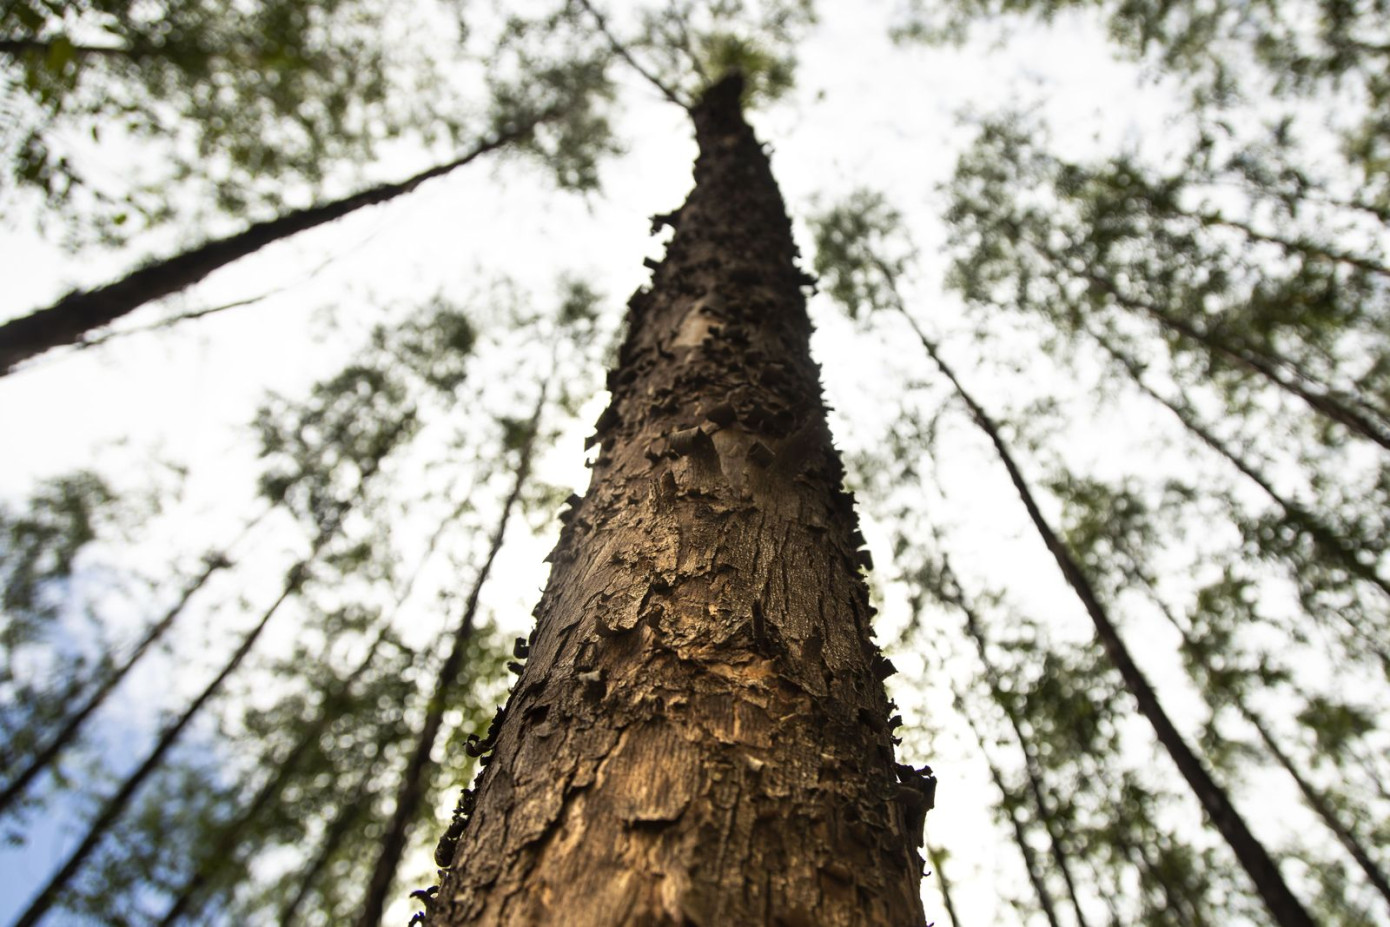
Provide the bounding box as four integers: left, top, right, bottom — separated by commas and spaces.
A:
0, 471, 127, 808
557, 276, 604, 327
1, 0, 443, 239
943, 113, 1390, 459
696, 32, 795, 102
0, 470, 117, 650
376, 300, 478, 396
1297, 696, 1376, 756
1, 0, 628, 248
811, 189, 912, 317
467, 4, 632, 196
254, 363, 418, 535
486, 30, 620, 193
893, 0, 1390, 195
575, 0, 814, 107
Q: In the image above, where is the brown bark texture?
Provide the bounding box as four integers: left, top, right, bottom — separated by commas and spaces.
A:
426, 75, 929, 927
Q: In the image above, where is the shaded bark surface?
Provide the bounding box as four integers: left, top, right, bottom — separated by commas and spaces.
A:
428, 75, 927, 927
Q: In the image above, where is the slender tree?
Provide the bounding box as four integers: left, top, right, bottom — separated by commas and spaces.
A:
0, 0, 428, 227
0, 97, 587, 377
944, 558, 1093, 927
10, 557, 308, 927
10, 327, 425, 924
0, 547, 232, 819
928, 847, 965, 927
427, 72, 929, 926
956, 689, 1065, 927
153, 620, 413, 926
811, 198, 1315, 927
0, 471, 127, 780
356, 385, 547, 927
912, 314, 1312, 927
277, 748, 393, 927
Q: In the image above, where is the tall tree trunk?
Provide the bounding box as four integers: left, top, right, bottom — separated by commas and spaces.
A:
1148, 595, 1390, 913
0, 548, 232, 818
427, 74, 928, 927
355, 387, 546, 927
12, 448, 378, 927
900, 318, 1315, 927
957, 692, 1064, 927
951, 588, 1091, 927
927, 846, 964, 927
0, 123, 540, 377
1248, 706, 1390, 910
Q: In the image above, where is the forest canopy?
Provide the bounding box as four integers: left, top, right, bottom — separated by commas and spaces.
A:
1, 0, 1387, 924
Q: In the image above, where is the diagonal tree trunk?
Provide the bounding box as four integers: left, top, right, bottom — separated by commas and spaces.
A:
355, 386, 547, 927
278, 751, 391, 927
957, 691, 1064, 927
11, 565, 305, 927
426, 74, 928, 927
1091, 327, 1390, 602
0, 538, 246, 819
155, 628, 392, 926
1148, 594, 1390, 914
1241, 709, 1390, 913
947, 577, 1092, 927
12, 434, 391, 926
0, 122, 542, 377
160, 464, 488, 925
1068, 263, 1390, 451
898, 313, 1316, 927
927, 846, 965, 927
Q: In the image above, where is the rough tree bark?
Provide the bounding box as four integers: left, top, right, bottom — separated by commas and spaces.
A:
426, 74, 930, 927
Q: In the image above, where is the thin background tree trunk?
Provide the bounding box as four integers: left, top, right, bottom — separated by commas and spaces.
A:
355, 385, 547, 927
0, 123, 540, 376
901, 314, 1315, 927
0, 549, 230, 818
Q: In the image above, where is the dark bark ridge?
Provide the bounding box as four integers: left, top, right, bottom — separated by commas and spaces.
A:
428, 75, 928, 927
